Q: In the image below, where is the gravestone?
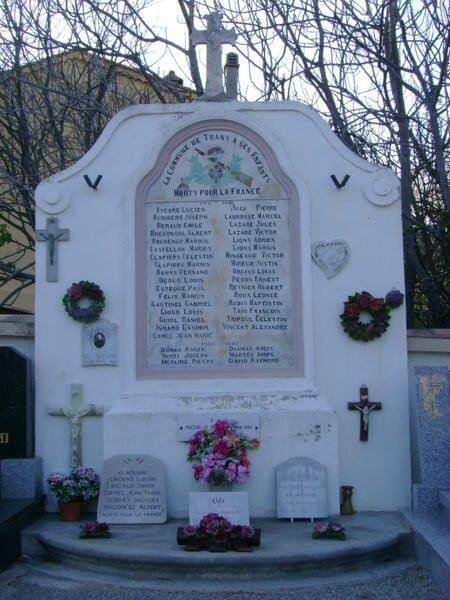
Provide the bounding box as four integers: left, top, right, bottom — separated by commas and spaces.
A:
189, 491, 249, 526
413, 366, 450, 512
276, 457, 328, 519
0, 347, 33, 459
97, 454, 167, 523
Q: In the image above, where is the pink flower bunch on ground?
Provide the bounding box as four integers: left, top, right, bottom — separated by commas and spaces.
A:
183, 513, 255, 543
312, 521, 346, 540
187, 419, 260, 487
79, 521, 111, 539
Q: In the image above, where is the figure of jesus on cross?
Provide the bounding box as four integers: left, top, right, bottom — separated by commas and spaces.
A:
348, 385, 382, 442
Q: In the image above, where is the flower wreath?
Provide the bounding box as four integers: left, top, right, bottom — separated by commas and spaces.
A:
340, 289, 403, 342
62, 280, 105, 323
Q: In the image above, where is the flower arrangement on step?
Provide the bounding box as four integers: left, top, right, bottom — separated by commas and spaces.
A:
47, 467, 100, 503
312, 521, 346, 541
176, 512, 261, 552
79, 521, 111, 539
187, 419, 260, 487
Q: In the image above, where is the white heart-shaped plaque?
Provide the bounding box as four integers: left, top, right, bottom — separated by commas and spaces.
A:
311, 240, 350, 279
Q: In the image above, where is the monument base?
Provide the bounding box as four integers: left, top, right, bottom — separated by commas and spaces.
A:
103, 391, 339, 518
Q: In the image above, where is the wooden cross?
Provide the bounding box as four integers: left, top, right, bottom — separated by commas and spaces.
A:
191, 12, 237, 98
36, 217, 69, 282
48, 384, 104, 468
348, 385, 382, 442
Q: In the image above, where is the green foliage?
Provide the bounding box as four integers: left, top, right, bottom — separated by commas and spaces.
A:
0, 224, 12, 246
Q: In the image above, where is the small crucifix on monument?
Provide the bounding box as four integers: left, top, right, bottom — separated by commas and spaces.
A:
191, 11, 237, 100
348, 385, 382, 442
48, 384, 104, 468
36, 217, 70, 282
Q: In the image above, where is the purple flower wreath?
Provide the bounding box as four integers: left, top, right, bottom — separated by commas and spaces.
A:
340, 289, 404, 342
62, 280, 105, 323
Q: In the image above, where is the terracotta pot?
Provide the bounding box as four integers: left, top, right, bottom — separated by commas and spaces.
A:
58, 500, 83, 521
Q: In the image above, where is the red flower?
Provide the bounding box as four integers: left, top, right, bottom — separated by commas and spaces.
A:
356, 293, 372, 308
369, 298, 385, 312
89, 286, 102, 301
67, 283, 82, 300
213, 440, 232, 455
344, 302, 360, 317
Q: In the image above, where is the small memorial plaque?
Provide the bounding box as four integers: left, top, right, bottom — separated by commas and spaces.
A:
82, 319, 118, 366
276, 456, 328, 519
311, 239, 350, 279
189, 491, 249, 526
97, 454, 167, 523
177, 414, 260, 441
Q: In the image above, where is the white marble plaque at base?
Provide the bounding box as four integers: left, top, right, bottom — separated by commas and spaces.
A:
97, 454, 167, 523
189, 491, 249, 526
177, 414, 260, 442
276, 456, 328, 520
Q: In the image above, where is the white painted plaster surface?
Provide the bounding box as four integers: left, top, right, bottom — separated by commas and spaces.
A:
34, 101, 410, 515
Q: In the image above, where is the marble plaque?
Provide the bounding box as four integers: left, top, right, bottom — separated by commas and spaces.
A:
82, 319, 118, 366
177, 414, 260, 441
136, 121, 303, 378
276, 457, 328, 519
311, 240, 349, 279
414, 367, 450, 488
189, 491, 249, 526
97, 454, 167, 523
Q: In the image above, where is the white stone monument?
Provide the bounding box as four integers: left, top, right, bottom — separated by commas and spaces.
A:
35, 17, 410, 517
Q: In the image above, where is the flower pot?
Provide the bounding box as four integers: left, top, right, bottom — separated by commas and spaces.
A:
208, 483, 233, 492
58, 500, 83, 521
208, 540, 228, 552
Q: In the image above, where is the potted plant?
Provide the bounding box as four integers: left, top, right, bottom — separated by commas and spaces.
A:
187, 419, 260, 489
47, 466, 100, 521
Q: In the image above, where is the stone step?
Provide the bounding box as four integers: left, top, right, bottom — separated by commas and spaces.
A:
22, 511, 414, 585
0, 496, 45, 572
401, 508, 450, 599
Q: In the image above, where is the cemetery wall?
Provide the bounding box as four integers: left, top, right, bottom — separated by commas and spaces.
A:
0, 315, 34, 359
407, 329, 450, 485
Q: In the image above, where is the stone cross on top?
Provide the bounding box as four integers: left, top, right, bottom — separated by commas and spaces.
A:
48, 384, 104, 469
191, 12, 237, 99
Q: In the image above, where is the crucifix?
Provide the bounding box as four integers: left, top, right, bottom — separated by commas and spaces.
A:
191, 12, 237, 99
48, 384, 104, 468
348, 385, 382, 442
36, 217, 70, 282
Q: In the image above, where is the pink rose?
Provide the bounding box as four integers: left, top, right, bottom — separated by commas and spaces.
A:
67, 284, 82, 300
344, 303, 360, 317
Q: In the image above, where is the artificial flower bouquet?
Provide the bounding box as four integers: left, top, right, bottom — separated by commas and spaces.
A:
177, 512, 261, 552
312, 521, 346, 541
79, 521, 111, 539
47, 467, 100, 503
187, 419, 260, 487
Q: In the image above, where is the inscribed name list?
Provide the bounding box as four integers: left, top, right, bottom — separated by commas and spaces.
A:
97, 455, 167, 524
142, 126, 302, 377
